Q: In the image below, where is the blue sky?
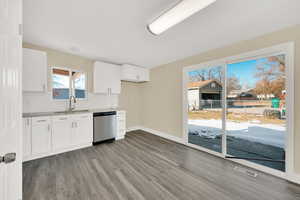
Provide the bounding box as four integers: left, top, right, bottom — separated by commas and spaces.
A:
227, 59, 262, 88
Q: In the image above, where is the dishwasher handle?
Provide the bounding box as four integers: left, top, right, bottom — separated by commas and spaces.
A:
93, 111, 116, 117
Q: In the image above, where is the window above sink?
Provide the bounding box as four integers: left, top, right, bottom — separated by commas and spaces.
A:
52, 67, 87, 100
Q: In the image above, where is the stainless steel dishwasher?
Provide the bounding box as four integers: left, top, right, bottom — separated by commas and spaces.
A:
93, 111, 116, 144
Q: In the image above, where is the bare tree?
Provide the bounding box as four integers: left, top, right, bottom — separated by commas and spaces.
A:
254, 55, 285, 97
189, 67, 222, 82
227, 75, 241, 95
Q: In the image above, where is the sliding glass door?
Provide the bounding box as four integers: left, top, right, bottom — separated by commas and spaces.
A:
226, 55, 286, 171
187, 65, 224, 153
185, 48, 290, 173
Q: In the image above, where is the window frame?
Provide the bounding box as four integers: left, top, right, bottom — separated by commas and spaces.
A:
51, 66, 88, 101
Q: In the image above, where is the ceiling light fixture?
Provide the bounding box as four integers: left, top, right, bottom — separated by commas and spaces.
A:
147, 0, 216, 35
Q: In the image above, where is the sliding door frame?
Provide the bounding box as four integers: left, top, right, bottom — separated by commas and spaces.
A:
182, 42, 294, 181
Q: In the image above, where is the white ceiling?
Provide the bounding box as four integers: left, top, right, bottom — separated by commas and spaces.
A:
24, 0, 300, 68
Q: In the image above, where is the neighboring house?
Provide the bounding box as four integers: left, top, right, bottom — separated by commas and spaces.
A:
188, 80, 222, 110
228, 89, 257, 100
236, 91, 257, 100
227, 89, 258, 107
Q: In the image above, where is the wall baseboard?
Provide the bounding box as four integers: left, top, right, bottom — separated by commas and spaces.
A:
126, 126, 184, 144
288, 173, 300, 185
140, 127, 184, 144
126, 126, 143, 132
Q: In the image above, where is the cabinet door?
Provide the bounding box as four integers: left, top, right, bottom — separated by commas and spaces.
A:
121, 64, 138, 81
23, 48, 47, 92
93, 61, 121, 94
31, 117, 51, 155
110, 65, 121, 94
52, 116, 72, 151
23, 118, 32, 160
138, 68, 150, 82
116, 111, 126, 139
72, 114, 93, 145
121, 64, 149, 82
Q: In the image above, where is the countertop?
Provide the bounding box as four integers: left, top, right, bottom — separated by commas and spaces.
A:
23, 108, 123, 118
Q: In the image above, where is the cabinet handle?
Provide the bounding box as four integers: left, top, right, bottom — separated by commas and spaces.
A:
75, 122, 78, 128
59, 117, 68, 120
27, 118, 30, 126
47, 124, 51, 132
43, 84, 46, 91
37, 120, 46, 123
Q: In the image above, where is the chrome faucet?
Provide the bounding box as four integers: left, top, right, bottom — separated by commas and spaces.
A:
68, 95, 77, 111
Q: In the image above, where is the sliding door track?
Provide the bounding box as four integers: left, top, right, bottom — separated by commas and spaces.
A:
225, 156, 285, 163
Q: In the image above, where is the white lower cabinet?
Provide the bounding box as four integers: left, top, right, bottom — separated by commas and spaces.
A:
31, 117, 52, 156
52, 115, 72, 152
71, 114, 93, 146
116, 111, 126, 140
23, 113, 93, 162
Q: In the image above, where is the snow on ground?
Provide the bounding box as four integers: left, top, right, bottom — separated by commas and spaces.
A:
188, 119, 285, 148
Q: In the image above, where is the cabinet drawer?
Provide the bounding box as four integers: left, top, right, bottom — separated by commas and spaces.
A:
117, 120, 126, 130
52, 115, 70, 122
117, 111, 126, 116
71, 113, 92, 120
32, 117, 51, 124
117, 111, 126, 118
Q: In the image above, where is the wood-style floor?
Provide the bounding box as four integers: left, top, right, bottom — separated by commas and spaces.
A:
23, 130, 300, 200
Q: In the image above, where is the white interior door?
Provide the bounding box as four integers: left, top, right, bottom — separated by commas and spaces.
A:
0, 0, 22, 199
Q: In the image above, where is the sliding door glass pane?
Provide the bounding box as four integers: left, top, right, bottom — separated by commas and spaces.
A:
188, 66, 223, 153
226, 55, 286, 171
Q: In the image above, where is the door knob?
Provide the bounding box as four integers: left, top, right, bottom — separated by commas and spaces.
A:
0, 153, 16, 164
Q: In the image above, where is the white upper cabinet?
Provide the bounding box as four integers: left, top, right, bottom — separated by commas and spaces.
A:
121, 64, 150, 82
93, 61, 121, 94
23, 48, 47, 92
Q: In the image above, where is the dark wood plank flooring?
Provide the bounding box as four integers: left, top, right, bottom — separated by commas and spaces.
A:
23, 130, 300, 200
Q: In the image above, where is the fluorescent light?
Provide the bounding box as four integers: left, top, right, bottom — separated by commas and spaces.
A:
147, 0, 216, 35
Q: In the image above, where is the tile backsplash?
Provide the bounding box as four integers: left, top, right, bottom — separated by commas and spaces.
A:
23, 92, 118, 113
